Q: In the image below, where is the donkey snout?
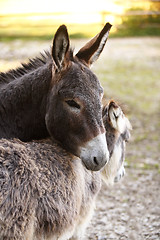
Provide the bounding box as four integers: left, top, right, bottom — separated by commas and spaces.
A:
80, 133, 109, 171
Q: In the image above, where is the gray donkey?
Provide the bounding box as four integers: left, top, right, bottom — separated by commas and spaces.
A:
0, 101, 132, 240
0, 23, 112, 172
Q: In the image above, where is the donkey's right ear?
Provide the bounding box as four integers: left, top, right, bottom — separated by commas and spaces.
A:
76, 22, 112, 66
52, 25, 70, 71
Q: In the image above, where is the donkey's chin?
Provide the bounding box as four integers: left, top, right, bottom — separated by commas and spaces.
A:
79, 133, 109, 171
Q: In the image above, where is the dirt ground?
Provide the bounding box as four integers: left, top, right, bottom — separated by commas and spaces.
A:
86, 168, 160, 240
0, 37, 160, 240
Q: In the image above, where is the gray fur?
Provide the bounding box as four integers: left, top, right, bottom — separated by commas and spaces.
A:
0, 139, 100, 240
0, 101, 131, 239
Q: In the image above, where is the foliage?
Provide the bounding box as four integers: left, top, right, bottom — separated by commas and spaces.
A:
112, 5, 160, 37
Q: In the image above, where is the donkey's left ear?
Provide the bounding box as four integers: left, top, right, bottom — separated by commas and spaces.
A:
52, 25, 70, 71
76, 22, 112, 66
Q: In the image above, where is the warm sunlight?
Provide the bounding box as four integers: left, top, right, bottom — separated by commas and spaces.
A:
0, 0, 125, 24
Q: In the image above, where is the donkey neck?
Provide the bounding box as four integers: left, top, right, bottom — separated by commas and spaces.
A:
0, 62, 52, 141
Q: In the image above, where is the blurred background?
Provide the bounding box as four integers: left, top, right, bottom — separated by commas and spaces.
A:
0, 0, 160, 239
0, 0, 160, 39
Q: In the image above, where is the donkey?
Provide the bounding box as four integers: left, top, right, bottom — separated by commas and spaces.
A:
0, 100, 132, 240
0, 23, 112, 171
101, 100, 132, 185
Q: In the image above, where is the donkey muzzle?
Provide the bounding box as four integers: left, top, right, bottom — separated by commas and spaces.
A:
79, 133, 109, 171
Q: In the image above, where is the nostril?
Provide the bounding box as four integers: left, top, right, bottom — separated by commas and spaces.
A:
93, 156, 98, 166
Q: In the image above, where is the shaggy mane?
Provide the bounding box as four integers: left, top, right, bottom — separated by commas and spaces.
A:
0, 51, 52, 85
0, 48, 74, 86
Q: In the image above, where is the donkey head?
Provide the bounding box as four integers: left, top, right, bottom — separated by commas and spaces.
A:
45, 23, 112, 171
101, 100, 132, 185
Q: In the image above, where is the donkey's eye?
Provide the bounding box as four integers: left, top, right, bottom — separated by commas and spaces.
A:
65, 100, 81, 109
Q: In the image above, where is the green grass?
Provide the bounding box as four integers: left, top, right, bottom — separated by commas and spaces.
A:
0, 13, 160, 41
96, 61, 160, 115
0, 21, 104, 41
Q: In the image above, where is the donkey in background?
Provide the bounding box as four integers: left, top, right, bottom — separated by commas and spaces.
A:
0, 100, 132, 240
0, 23, 112, 171
102, 100, 132, 185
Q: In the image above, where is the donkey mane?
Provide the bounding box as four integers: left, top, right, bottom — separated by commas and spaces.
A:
0, 49, 74, 86
0, 51, 51, 85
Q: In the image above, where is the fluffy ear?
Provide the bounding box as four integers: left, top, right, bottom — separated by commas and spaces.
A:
52, 25, 70, 70
76, 22, 112, 66
108, 100, 132, 134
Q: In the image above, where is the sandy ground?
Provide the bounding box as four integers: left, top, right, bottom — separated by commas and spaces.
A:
0, 37, 160, 239
86, 168, 160, 240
